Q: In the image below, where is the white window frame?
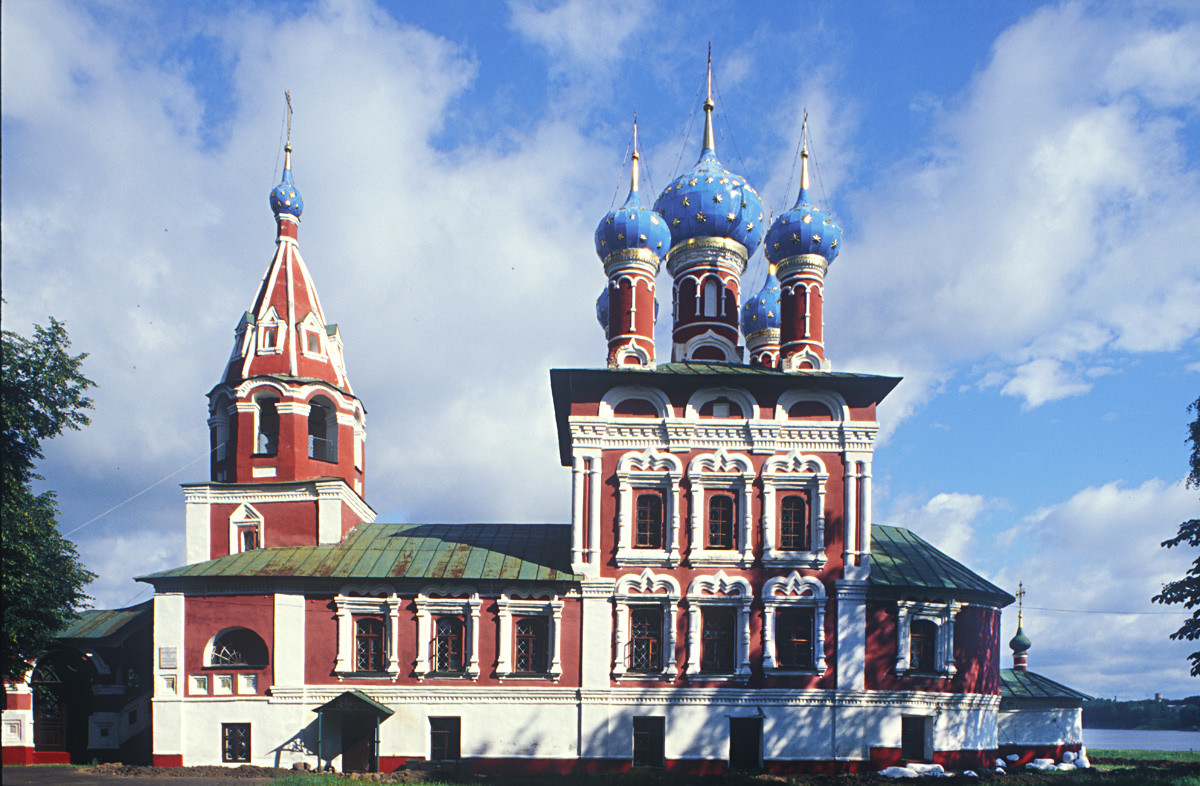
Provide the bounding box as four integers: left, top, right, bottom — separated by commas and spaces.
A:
333, 588, 401, 677
414, 586, 481, 680
228, 503, 264, 554
683, 387, 757, 420
895, 599, 962, 677
256, 307, 285, 355
687, 450, 754, 567
761, 451, 828, 568
615, 450, 683, 567
298, 312, 327, 360
684, 571, 752, 679
761, 571, 827, 674
613, 569, 680, 680
495, 588, 564, 680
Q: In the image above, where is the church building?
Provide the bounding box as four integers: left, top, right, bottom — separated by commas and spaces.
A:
3, 66, 1088, 774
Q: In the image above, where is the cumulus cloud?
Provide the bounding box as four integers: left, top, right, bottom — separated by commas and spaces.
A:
883, 491, 988, 562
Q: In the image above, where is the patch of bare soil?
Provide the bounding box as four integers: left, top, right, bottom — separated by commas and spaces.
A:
81, 763, 429, 781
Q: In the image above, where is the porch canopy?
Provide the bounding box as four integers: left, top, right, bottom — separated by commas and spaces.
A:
313, 690, 394, 771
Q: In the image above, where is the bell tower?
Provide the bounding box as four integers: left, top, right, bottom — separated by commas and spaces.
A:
185, 106, 374, 563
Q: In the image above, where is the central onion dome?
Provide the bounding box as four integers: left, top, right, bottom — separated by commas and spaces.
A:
269, 143, 304, 218
741, 264, 781, 339
653, 66, 764, 257
764, 134, 840, 266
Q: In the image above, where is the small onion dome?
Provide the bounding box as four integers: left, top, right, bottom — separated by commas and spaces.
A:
741, 264, 781, 338
1009, 625, 1032, 655
764, 137, 840, 266
594, 188, 670, 260
269, 143, 304, 217
654, 148, 764, 257
596, 287, 610, 332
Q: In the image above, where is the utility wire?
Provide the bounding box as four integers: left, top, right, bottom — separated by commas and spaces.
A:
1024, 605, 1182, 616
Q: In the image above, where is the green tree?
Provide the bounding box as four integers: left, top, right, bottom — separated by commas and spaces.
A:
1154, 395, 1200, 676
2, 316, 96, 683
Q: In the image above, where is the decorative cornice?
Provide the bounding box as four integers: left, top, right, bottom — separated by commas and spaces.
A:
775, 253, 829, 281
568, 417, 878, 455
665, 237, 748, 276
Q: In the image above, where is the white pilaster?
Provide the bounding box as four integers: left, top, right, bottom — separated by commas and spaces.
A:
272, 593, 305, 687
834, 580, 868, 691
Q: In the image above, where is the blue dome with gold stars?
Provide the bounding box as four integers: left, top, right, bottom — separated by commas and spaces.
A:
741, 265, 781, 338
596, 287, 610, 331
764, 148, 840, 266
269, 144, 304, 218
595, 188, 670, 261
655, 147, 764, 257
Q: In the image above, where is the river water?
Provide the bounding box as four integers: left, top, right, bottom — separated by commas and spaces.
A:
1084, 728, 1200, 751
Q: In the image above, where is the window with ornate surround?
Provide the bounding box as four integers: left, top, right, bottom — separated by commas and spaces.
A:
894, 599, 962, 677
227, 503, 264, 554
334, 589, 401, 677
495, 588, 564, 680
687, 450, 754, 567
415, 586, 481, 680
613, 569, 680, 680
615, 450, 682, 567
256, 307, 284, 355
761, 451, 827, 567
761, 571, 826, 674
684, 572, 752, 679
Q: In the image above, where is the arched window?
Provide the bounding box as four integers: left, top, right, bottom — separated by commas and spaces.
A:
701, 278, 720, 317
635, 494, 664, 550
308, 396, 337, 463
613, 398, 659, 418
780, 495, 810, 551
434, 617, 465, 673
910, 620, 937, 674
707, 495, 735, 549
210, 395, 233, 482
256, 395, 279, 456
355, 618, 385, 672
208, 628, 269, 668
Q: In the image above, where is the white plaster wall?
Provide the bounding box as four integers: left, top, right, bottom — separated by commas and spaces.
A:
272, 594, 305, 688
999, 705, 1083, 746
153, 593, 186, 758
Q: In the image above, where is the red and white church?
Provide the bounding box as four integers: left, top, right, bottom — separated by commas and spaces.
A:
3, 78, 1089, 774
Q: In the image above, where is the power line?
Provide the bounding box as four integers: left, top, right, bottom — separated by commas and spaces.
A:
1024, 605, 1182, 616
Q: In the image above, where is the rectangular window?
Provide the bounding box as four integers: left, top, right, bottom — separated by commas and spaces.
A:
909, 620, 937, 674
239, 527, 259, 552
430, 717, 460, 761
354, 617, 385, 672
514, 616, 548, 674
700, 607, 735, 673
779, 494, 810, 550
775, 607, 815, 669
707, 495, 735, 549
629, 607, 662, 672
634, 493, 663, 549
434, 617, 465, 673
222, 723, 250, 763
632, 716, 665, 768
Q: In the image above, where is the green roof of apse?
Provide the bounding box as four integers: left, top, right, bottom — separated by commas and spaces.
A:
138, 522, 575, 585
869, 525, 1015, 605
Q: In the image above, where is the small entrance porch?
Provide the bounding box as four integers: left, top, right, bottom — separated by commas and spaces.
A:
314, 691, 393, 773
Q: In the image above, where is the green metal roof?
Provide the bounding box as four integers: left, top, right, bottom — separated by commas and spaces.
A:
1000, 668, 1092, 701
870, 525, 1015, 605
55, 602, 151, 641
315, 690, 395, 718
139, 523, 575, 585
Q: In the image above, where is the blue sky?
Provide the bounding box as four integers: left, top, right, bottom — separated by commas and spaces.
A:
3, 0, 1198, 700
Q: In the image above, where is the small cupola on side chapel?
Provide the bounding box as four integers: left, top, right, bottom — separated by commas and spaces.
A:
1009, 581, 1032, 670
207, 95, 366, 500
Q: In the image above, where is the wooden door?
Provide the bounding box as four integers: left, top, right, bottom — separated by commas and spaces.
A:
341, 714, 376, 773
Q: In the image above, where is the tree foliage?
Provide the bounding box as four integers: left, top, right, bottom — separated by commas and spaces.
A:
1153, 395, 1200, 676
2, 316, 96, 683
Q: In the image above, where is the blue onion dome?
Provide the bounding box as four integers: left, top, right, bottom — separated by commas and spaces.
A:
595, 142, 671, 261
1009, 625, 1032, 655
269, 143, 304, 217
653, 85, 764, 256
741, 264, 781, 338
596, 286, 610, 332
765, 140, 840, 266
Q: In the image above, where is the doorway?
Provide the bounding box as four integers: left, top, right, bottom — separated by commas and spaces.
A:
728, 717, 762, 771
901, 715, 929, 762
341, 713, 376, 773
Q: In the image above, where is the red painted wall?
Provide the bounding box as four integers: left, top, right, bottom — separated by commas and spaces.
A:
864, 603, 1001, 695
184, 595, 275, 693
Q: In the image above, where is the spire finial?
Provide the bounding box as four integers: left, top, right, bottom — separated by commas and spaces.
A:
283, 90, 294, 168
799, 109, 810, 194
702, 41, 716, 153
1016, 580, 1026, 628
630, 112, 640, 193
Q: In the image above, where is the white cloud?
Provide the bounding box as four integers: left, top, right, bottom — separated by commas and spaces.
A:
884, 491, 988, 562
989, 477, 1198, 699
1000, 358, 1094, 408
